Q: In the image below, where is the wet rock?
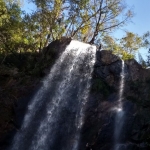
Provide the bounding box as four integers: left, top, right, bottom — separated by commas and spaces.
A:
80, 50, 150, 150
42, 68, 50, 76
0, 66, 18, 77
125, 59, 150, 81
2, 44, 150, 150
105, 74, 115, 86
96, 50, 120, 65
43, 37, 72, 56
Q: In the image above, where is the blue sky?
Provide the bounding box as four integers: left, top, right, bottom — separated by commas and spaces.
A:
115, 0, 150, 37
113, 0, 150, 60
22, 0, 150, 60
22, 0, 36, 13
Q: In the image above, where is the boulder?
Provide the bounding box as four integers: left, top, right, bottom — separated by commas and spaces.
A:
80, 50, 150, 150
43, 37, 72, 56
125, 59, 150, 81
97, 50, 120, 65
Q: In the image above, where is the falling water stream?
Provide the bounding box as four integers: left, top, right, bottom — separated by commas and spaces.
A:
114, 60, 125, 150
10, 40, 96, 150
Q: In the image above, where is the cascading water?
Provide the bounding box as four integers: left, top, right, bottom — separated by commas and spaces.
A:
114, 60, 125, 150
10, 40, 96, 150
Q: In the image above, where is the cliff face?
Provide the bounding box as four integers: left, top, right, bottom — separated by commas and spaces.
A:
0, 37, 72, 148
1, 40, 150, 150
80, 50, 150, 150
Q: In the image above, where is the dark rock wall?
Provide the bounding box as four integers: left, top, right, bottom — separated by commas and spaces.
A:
79, 50, 150, 150
0, 37, 72, 149
1, 41, 150, 150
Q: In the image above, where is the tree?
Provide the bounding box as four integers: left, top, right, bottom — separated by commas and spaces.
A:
143, 31, 150, 48
67, 0, 133, 44
0, 0, 134, 56
0, 0, 9, 26
29, 0, 65, 51
102, 32, 143, 60
0, 0, 35, 64
138, 52, 147, 68
0, 1, 23, 53
28, 0, 133, 50
147, 49, 150, 66
120, 32, 142, 56
142, 31, 150, 67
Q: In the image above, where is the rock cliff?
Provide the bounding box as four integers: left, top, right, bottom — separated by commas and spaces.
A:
0, 40, 150, 150
79, 50, 150, 150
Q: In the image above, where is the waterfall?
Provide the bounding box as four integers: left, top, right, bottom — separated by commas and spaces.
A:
10, 40, 96, 150
114, 60, 125, 150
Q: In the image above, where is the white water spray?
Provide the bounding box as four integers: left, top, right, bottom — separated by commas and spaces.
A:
10, 40, 96, 150
114, 60, 125, 150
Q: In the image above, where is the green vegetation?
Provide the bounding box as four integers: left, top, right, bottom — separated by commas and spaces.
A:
103, 32, 143, 60
0, 0, 135, 61
0, 0, 149, 62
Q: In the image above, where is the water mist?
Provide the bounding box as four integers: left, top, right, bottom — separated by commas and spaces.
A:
114, 60, 125, 150
10, 40, 96, 150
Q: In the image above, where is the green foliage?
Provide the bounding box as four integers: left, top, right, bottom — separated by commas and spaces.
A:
0, 0, 135, 60
0, 0, 143, 67
120, 32, 142, 55
0, 0, 35, 62
103, 32, 143, 60
27, 0, 133, 46
139, 31, 150, 67
0, 0, 9, 26
142, 31, 150, 48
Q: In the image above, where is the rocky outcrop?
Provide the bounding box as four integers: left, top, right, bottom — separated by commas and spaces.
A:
1, 41, 150, 150
95, 50, 150, 82
40, 37, 72, 76
96, 50, 120, 65
79, 50, 150, 150
125, 59, 150, 81
43, 37, 72, 56
0, 66, 18, 77
0, 37, 72, 149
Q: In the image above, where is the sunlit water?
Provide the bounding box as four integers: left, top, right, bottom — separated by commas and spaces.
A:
10, 40, 96, 150
114, 60, 125, 150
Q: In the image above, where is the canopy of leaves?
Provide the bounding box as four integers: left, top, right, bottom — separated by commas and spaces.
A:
103, 32, 143, 60
27, 0, 133, 47
0, 0, 33, 52
0, 0, 139, 62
